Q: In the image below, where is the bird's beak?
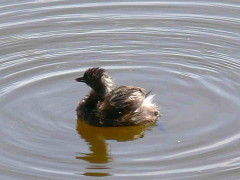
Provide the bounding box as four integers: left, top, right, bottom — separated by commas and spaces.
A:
75, 77, 85, 83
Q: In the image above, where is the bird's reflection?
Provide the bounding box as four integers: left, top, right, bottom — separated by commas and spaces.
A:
76, 119, 156, 164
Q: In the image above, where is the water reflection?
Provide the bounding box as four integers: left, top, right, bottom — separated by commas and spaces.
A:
76, 119, 156, 164
82, 172, 112, 177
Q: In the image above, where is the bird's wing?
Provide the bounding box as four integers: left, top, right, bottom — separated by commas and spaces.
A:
98, 86, 146, 119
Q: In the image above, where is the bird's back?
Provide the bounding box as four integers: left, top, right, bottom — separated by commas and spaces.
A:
98, 86, 159, 126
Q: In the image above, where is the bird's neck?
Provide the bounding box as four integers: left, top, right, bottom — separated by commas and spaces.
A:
92, 77, 114, 97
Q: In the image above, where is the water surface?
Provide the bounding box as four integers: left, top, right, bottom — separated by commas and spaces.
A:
0, 1, 240, 179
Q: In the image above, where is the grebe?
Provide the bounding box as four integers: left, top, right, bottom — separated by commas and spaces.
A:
75, 68, 159, 126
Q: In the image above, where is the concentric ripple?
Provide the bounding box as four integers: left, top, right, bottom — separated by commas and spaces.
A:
0, 1, 240, 179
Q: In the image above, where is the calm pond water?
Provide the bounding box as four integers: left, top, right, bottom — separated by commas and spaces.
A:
0, 1, 240, 179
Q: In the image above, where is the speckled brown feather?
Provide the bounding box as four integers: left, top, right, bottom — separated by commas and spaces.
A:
98, 86, 145, 122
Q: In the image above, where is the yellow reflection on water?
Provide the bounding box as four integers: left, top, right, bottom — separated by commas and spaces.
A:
76, 119, 156, 164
